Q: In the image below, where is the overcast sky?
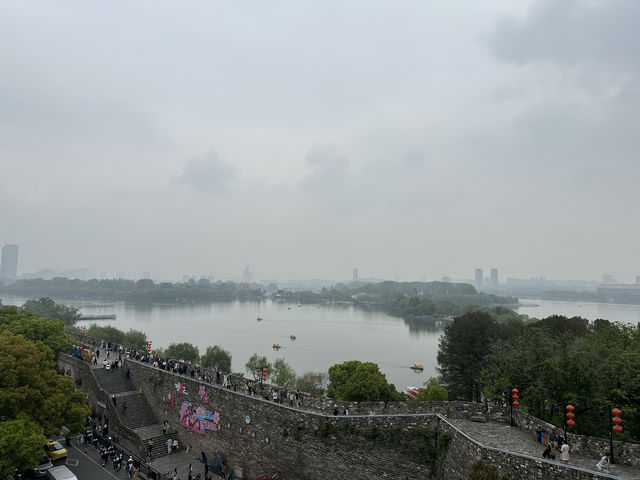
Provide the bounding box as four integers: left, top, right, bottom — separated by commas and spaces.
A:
1, 0, 639, 283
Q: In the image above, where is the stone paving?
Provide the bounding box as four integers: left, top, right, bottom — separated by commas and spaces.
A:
448, 418, 640, 480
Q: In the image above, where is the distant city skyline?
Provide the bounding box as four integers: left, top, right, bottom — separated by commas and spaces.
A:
1, 2, 638, 286
6, 251, 640, 287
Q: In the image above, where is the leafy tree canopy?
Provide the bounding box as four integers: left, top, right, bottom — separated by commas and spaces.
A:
0, 414, 47, 478
164, 342, 200, 363
22, 297, 81, 326
122, 329, 148, 351
0, 306, 72, 354
271, 358, 297, 387
86, 324, 125, 344
200, 345, 232, 372
414, 377, 448, 402
245, 354, 271, 380
0, 331, 88, 436
437, 311, 507, 402
327, 360, 403, 402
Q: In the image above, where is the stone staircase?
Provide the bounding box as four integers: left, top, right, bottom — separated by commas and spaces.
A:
91, 363, 174, 458
92, 366, 136, 394
117, 391, 160, 430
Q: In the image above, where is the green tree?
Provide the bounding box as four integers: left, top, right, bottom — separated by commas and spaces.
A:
200, 345, 232, 372
437, 311, 505, 402
245, 354, 271, 380
22, 297, 81, 326
86, 324, 124, 344
0, 331, 89, 436
295, 371, 327, 395
271, 358, 297, 387
164, 342, 200, 363
0, 306, 73, 354
122, 329, 148, 350
0, 414, 47, 478
327, 360, 403, 402
414, 377, 448, 401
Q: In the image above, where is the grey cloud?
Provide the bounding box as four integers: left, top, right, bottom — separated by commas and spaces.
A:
489, 0, 640, 70
301, 144, 349, 189
171, 151, 238, 194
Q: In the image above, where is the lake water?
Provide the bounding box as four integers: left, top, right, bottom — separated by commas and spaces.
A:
4, 296, 639, 391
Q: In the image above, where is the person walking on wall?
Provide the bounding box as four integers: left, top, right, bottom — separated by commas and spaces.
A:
596, 454, 610, 472
560, 442, 570, 462
162, 420, 169, 435
166, 437, 173, 454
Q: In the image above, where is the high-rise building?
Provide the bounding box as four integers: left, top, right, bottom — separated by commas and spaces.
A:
353, 268, 359, 282
490, 268, 499, 289
475, 268, 483, 289
0, 244, 18, 282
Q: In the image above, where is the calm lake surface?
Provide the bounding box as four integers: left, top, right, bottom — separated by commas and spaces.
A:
3, 296, 640, 390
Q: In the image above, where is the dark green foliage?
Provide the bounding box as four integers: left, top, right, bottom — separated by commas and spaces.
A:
439, 312, 640, 441
86, 324, 124, 344
201, 345, 232, 372
468, 461, 501, 480
164, 342, 200, 363
122, 329, 148, 350
0, 414, 47, 478
437, 312, 512, 402
1, 277, 264, 302
327, 360, 404, 402
0, 306, 73, 354
22, 297, 81, 326
363, 425, 381, 440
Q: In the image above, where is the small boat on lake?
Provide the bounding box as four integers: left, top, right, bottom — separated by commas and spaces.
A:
272, 342, 281, 350
410, 363, 424, 371
257, 317, 263, 321
289, 335, 296, 341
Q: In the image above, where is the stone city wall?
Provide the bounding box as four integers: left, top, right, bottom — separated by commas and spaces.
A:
513, 409, 640, 468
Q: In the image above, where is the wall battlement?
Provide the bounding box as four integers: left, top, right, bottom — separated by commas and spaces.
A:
58, 352, 634, 479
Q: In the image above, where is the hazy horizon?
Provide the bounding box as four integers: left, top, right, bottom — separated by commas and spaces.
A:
2, 1, 639, 283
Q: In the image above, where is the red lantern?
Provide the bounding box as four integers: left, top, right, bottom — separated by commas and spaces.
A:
612, 408, 622, 417
513, 400, 520, 407
566, 412, 575, 419
612, 416, 622, 425
612, 425, 623, 433
512, 388, 519, 394
566, 404, 575, 412
567, 419, 575, 427
512, 394, 519, 400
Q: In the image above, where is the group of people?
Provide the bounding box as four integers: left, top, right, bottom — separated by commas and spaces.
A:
542, 440, 570, 462
542, 439, 615, 474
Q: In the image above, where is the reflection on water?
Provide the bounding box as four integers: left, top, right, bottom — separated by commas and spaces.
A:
401, 315, 450, 334
1, 296, 441, 390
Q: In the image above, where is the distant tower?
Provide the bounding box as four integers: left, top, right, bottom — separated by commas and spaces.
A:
636, 275, 640, 285
0, 244, 19, 282
490, 268, 499, 289
242, 266, 253, 283
353, 268, 359, 282
475, 268, 483, 289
